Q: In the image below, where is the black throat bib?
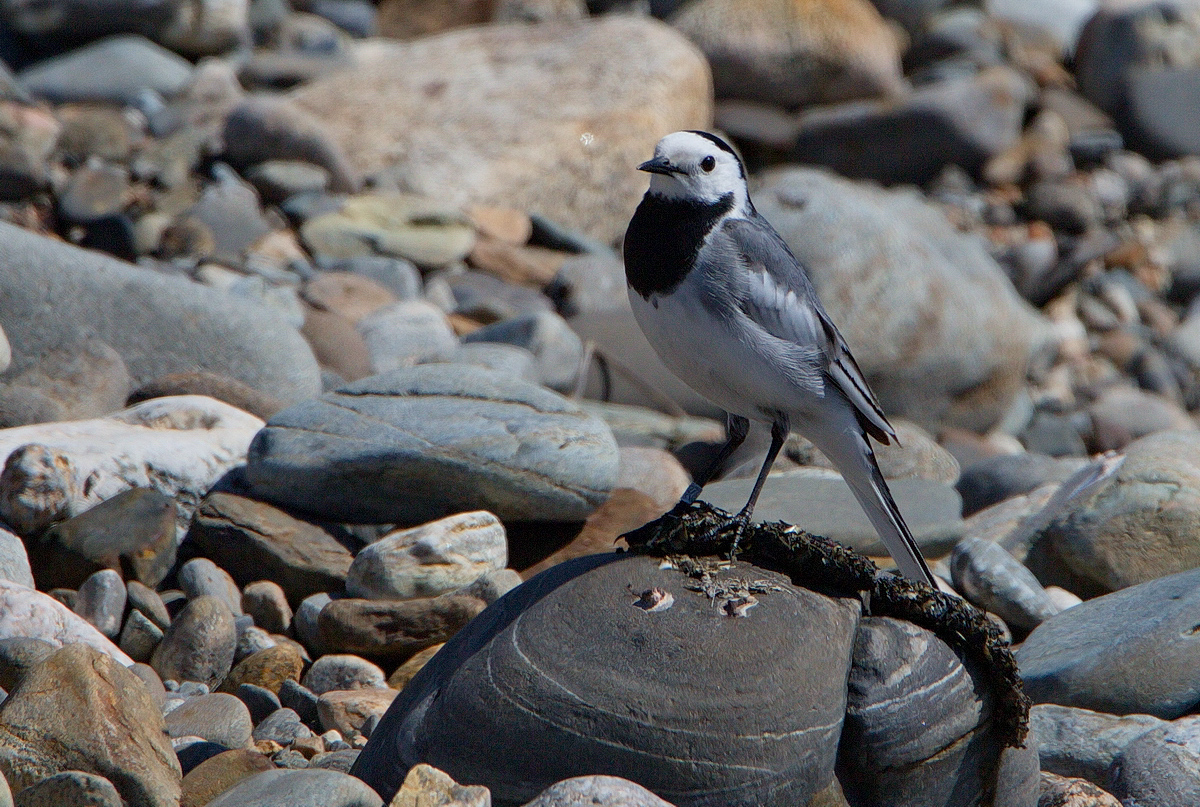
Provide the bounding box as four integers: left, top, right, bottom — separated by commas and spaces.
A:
624, 192, 734, 299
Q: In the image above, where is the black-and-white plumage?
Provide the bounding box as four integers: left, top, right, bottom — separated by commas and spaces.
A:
624, 130, 937, 587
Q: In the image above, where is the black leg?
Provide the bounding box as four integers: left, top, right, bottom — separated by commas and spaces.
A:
727, 416, 789, 557
676, 413, 750, 510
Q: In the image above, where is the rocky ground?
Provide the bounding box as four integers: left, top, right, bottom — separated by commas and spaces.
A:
0, 0, 1198, 804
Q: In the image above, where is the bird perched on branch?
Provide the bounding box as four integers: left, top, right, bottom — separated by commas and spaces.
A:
623, 130, 936, 587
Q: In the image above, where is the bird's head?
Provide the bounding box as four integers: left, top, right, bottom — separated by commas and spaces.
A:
638, 130, 749, 212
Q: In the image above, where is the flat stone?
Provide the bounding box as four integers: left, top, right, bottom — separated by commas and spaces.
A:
302, 655, 386, 695
217, 644, 304, 695
704, 470, 963, 559
119, 610, 165, 663
205, 768, 383, 807
1030, 704, 1164, 785
317, 688, 398, 737
301, 194, 475, 267
351, 554, 860, 806
12, 771, 123, 807
0, 644, 181, 806
317, 594, 486, 663
74, 570, 128, 640
390, 764, 490, 807
18, 35, 193, 104
185, 493, 353, 605
245, 365, 619, 524
164, 693, 254, 749
178, 559, 243, 617
242, 580, 293, 634
0, 221, 319, 404
347, 512, 507, 601
0, 580, 132, 665
357, 300, 458, 373
1109, 715, 1200, 805
0, 397, 266, 542
838, 616, 1040, 806
950, 537, 1060, 633
28, 487, 176, 591
291, 17, 709, 243
1018, 568, 1200, 718
151, 596, 237, 690
180, 749, 275, 807
523, 775, 671, 807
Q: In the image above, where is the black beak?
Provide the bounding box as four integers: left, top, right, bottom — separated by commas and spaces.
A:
638, 156, 682, 176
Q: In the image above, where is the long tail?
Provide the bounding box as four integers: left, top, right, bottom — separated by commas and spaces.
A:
805, 424, 938, 588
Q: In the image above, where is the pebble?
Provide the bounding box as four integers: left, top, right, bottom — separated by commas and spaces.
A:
523, 775, 670, 807
178, 558, 243, 617
279, 680, 322, 729
18, 35, 194, 105
234, 624, 277, 662
385, 644, 443, 691
1036, 772, 1121, 807
390, 764, 491, 807
0, 526, 32, 589
1030, 703, 1164, 785
316, 594, 486, 663
204, 768, 382, 807
319, 257, 422, 301
302, 655, 387, 695
151, 596, 237, 690
185, 493, 354, 605
950, 536, 1060, 633
462, 311, 583, 392
0, 336, 132, 428
164, 693, 254, 749
1018, 567, 1200, 718
218, 644, 304, 695
235, 682, 281, 725
346, 511, 507, 601
12, 771, 123, 807
0, 644, 181, 805
300, 194, 475, 267
293, 593, 332, 651
0, 579, 132, 665
0, 638, 55, 692
179, 749, 275, 807
357, 300, 459, 373
957, 453, 1087, 516
119, 610, 165, 663
242, 580, 292, 635
70, 569, 126, 639
252, 708, 315, 746
1108, 715, 1200, 805
245, 365, 619, 524
316, 687, 398, 737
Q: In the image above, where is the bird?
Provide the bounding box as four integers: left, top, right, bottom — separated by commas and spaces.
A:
622, 130, 937, 587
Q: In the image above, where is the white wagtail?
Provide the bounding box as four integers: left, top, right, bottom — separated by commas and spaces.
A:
623, 130, 937, 587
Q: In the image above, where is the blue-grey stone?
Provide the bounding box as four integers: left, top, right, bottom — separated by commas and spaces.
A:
205, 768, 383, 807
18, 35, 193, 104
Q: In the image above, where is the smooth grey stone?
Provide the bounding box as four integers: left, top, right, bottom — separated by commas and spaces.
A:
177, 681, 210, 698
1026, 180, 1103, 235
245, 160, 332, 205
205, 768, 383, 807
1030, 703, 1164, 785
2, 0, 177, 41
463, 311, 584, 392
126, 580, 170, 631
0, 525, 32, 588
235, 625, 278, 663
245, 365, 619, 524
838, 616, 1040, 807
446, 270, 552, 323
151, 595, 237, 690
309, 749, 361, 772
17, 35, 191, 104
253, 707, 315, 745
704, 470, 964, 558
236, 682, 282, 725
294, 593, 332, 651
119, 608, 164, 663
185, 167, 275, 266
302, 655, 386, 695
754, 165, 1048, 434
175, 739, 228, 774
73, 569, 127, 639
0, 638, 55, 691
275, 749, 311, 769
12, 770, 122, 807
523, 776, 671, 807
791, 67, 1028, 185
1018, 568, 1200, 718
310, 0, 375, 37
321, 257, 422, 300
351, 553, 860, 806
357, 300, 458, 373
1110, 715, 1200, 806
0, 337, 133, 429
178, 558, 243, 617
0, 221, 320, 404
165, 692, 253, 749
455, 568, 522, 605
242, 580, 292, 635
279, 680, 321, 728
545, 253, 627, 318
957, 453, 1087, 516
435, 343, 540, 383
950, 537, 1059, 633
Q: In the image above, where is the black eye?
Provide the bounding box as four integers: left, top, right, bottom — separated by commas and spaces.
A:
700, 155, 716, 172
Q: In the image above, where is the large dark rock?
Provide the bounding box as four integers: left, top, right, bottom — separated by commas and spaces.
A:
185, 493, 353, 605
244, 365, 619, 524
352, 553, 862, 806
1109, 715, 1200, 806
1017, 568, 1200, 719
838, 617, 1040, 806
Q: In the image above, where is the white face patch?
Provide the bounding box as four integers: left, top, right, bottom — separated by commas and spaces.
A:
644, 131, 750, 213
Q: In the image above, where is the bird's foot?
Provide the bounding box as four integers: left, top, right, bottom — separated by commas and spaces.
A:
690, 508, 751, 560
622, 500, 735, 556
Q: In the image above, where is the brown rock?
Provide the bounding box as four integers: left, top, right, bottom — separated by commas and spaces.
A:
466, 206, 532, 245
0, 444, 78, 536
317, 595, 485, 662
218, 644, 304, 695
467, 237, 570, 287
300, 304, 374, 382
376, 0, 493, 39
615, 446, 692, 511
0, 339, 131, 428
316, 687, 398, 736
181, 749, 275, 807
291, 17, 711, 243
0, 644, 182, 807
302, 272, 397, 324
390, 764, 489, 807
186, 492, 354, 605
386, 643, 443, 691
520, 488, 664, 579
1038, 772, 1121, 807
242, 580, 292, 635
127, 371, 287, 420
